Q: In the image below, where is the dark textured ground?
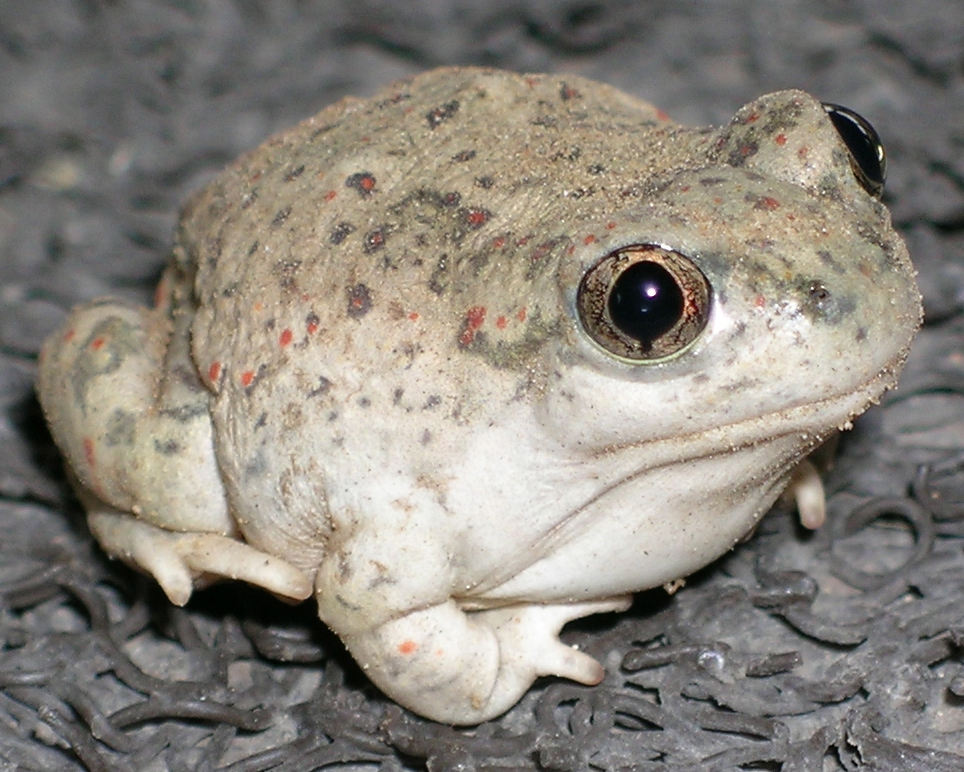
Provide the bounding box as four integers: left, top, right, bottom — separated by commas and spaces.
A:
1, 1, 964, 770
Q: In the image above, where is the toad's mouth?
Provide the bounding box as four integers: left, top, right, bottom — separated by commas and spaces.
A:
604, 344, 912, 476
465, 354, 910, 602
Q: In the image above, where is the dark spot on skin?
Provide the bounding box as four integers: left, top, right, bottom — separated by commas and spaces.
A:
475, 176, 494, 188
358, 396, 371, 408
241, 364, 267, 393
531, 115, 557, 128
550, 146, 581, 163
588, 163, 605, 174
241, 190, 258, 209
328, 411, 339, 422
728, 141, 759, 166
345, 172, 377, 196
699, 176, 727, 186
248, 240, 260, 256
158, 404, 207, 422
817, 250, 846, 275
309, 376, 332, 398
442, 191, 461, 207
271, 206, 292, 227
347, 284, 372, 318
153, 438, 182, 455
453, 149, 476, 162
856, 327, 867, 342
309, 123, 338, 140
274, 259, 301, 291
559, 82, 580, 101
364, 227, 388, 253
393, 387, 404, 405
420, 429, 432, 445
254, 412, 267, 429
423, 395, 441, 410
284, 165, 306, 182
104, 409, 136, 447
426, 100, 459, 129
429, 253, 448, 295
330, 222, 356, 244
334, 593, 361, 611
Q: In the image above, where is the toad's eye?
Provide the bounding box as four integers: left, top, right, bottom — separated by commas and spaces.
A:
822, 103, 886, 199
577, 244, 711, 362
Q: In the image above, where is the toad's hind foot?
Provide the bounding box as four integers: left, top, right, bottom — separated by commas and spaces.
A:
89, 509, 313, 606
336, 595, 632, 724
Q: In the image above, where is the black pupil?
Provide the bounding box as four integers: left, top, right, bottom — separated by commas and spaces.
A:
825, 105, 884, 191
608, 260, 683, 348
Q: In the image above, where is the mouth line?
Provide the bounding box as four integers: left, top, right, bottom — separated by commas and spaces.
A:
605, 355, 906, 470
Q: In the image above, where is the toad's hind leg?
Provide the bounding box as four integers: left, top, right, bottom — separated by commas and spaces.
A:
37, 285, 311, 605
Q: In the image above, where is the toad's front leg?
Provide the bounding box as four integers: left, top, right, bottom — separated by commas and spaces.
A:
314, 544, 629, 724
37, 295, 311, 605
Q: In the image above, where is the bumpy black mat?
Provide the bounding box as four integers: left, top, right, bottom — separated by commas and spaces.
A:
2, 1, 963, 770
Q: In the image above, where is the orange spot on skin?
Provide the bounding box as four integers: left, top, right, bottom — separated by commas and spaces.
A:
466, 209, 489, 227
306, 314, 319, 334
496, 315, 507, 329
279, 328, 293, 347
606, 221, 617, 230
517, 307, 527, 322
90, 337, 104, 350
493, 236, 506, 248
63, 328, 75, 343
655, 108, 671, 122
745, 112, 759, 123
775, 133, 787, 146
83, 437, 95, 468
567, 245, 576, 255
398, 640, 418, 655
241, 370, 255, 387
459, 306, 487, 346
758, 196, 780, 211
208, 361, 222, 383
754, 295, 766, 308
253, 301, 264, 313
324, 190, 337, 201
408, 312, 420, 321
583, 234, 596, 245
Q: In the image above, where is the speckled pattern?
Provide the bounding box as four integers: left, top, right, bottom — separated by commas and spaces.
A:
36, 67, 919, 724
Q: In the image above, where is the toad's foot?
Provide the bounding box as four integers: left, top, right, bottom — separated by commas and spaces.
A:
89, 507, 312, 606
785, 457, 827, 530
338, 596, 631, 724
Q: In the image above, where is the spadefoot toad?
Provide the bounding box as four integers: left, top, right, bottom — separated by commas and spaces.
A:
38, 67, 921, 724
